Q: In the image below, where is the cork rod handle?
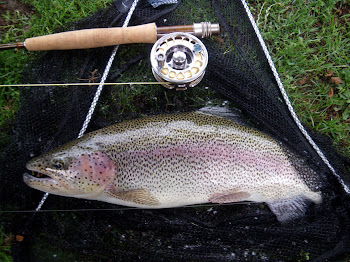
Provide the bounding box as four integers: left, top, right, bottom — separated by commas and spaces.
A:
24, 23, 157, 51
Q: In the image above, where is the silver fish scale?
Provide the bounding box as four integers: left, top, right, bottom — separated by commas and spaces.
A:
88, 112, 321, 207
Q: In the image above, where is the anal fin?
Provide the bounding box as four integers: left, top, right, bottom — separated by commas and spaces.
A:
268, 196, 308, 223
209, 191, 250, 203
107, 189, 160, 206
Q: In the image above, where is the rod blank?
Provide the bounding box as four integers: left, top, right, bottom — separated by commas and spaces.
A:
0, 42, 25, 50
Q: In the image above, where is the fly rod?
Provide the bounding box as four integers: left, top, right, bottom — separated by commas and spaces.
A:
0, 22, 219, 51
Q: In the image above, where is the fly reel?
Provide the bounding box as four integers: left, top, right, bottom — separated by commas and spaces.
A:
150, 32, 208, 91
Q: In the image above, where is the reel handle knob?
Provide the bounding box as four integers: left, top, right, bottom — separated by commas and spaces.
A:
193, 22, 220, 38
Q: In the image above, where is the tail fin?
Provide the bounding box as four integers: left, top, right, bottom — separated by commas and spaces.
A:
268, 196, 310, 223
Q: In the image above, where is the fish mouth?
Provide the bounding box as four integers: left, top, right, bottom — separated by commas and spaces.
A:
23, 171, 58, 185
23, 163, 71, 190
23, 170, 56, 181
25, 161, 55, 181
28, 171, 51, 179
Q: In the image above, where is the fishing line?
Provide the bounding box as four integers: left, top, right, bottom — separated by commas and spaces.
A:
0, 202, 252, 213
0, 82, 170, 87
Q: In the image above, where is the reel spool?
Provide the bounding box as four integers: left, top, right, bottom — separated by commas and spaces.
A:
150, 32, 208, 91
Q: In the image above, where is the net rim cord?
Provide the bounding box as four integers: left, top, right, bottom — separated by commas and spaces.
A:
240, 0, 350, 194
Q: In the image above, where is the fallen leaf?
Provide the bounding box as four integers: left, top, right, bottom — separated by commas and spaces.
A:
331, 77, 343, 85
325, 69, 334, 77
328, 87, 334, 98
212, 35, 224, 44
4, 234, 15, 245
16, 235, 24, 242
336, 8, 342, 16
298, 76, 308, 85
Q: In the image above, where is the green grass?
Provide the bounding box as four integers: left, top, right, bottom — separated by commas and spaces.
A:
0, 226, 12, 262
248, 0, 350, 156
0, 0, 111, 126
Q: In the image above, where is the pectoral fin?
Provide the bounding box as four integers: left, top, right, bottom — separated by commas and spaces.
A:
107, 189, 160, 206
267, 196, 308, 223
209, 191, 251, 203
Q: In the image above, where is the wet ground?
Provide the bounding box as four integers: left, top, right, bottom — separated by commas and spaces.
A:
0, 0, 33, 34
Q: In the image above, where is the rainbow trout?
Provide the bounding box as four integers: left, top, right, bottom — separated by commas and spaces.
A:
24, 107, 322, 222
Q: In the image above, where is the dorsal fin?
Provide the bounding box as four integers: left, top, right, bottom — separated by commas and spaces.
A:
196, 106, 249, 126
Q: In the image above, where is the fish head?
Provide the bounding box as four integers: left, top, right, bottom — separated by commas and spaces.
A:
24, 147, 117, 198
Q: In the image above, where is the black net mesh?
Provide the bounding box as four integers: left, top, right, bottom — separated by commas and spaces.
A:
1, 0, 350, 261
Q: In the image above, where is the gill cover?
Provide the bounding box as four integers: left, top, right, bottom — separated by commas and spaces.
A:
24, 151, 117, 198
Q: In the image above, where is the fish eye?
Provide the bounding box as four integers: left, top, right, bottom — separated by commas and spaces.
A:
52, 159, 65, 170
